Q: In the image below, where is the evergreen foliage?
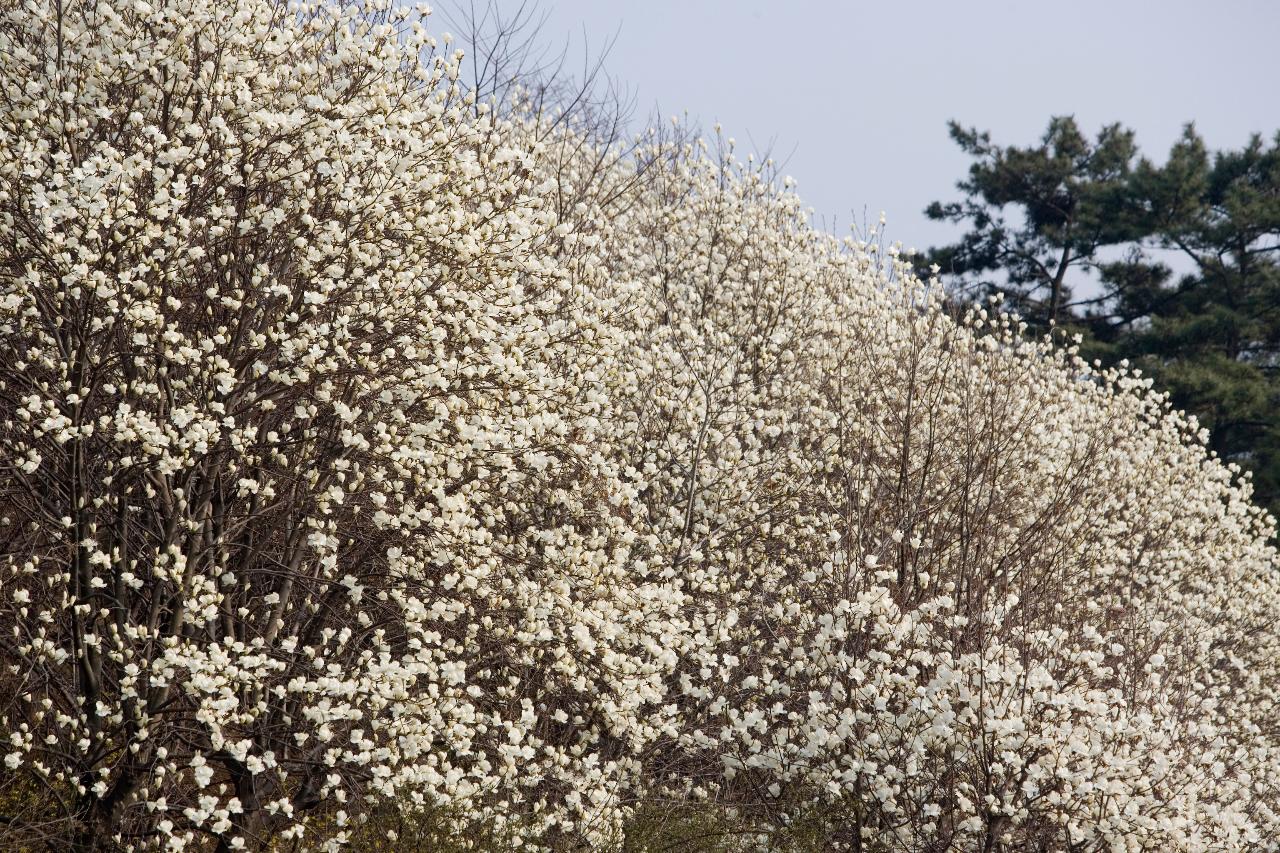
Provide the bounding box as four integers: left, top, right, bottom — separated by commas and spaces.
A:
927, 119, 1280, 515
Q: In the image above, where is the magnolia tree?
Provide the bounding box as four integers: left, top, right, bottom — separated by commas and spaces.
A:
4, 0, 1280, 851
0, 0, 675, 849
557, 137, 1280, 850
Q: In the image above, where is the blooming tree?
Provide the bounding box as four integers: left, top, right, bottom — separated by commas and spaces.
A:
558, 133, 1280, 849
3, 0, 1280, 850
0, 0, 672, 848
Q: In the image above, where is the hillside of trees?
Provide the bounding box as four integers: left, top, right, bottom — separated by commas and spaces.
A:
1, 0, 1278, 851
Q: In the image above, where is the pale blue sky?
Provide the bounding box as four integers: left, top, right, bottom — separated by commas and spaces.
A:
521, 0, 1280, 255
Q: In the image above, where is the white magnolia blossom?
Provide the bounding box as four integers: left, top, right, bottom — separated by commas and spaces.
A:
0, 0, 669, 847
558, 135, 1280, 850
1, 0, 1278, 850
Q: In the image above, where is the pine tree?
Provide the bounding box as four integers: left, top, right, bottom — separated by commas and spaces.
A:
1124, 127, 1280, 511
923, 116, 1142, 331
927, 120, 1280, 517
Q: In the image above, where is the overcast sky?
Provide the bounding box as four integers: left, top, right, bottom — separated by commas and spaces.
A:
520, 0, 1280, 255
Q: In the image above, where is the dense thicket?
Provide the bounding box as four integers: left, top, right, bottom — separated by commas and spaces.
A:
1, 1, 1278, 851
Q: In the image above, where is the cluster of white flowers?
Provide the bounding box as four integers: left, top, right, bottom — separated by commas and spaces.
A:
561, 138, 1280, 849
1, 0, 1278, 850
